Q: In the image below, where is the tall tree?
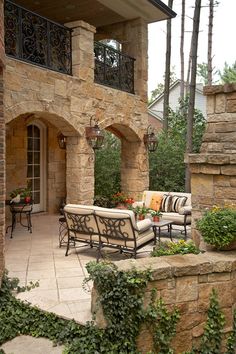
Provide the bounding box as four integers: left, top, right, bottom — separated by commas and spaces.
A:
180, 0, 185, 101
163, 0, 173, 131
207, 0, 214, 85
185, 0, 202, 192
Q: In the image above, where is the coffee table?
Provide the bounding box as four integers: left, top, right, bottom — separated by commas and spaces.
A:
152, 219, 173, 244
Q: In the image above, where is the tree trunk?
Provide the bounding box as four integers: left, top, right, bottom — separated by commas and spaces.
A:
185, 0, 202, 192
207, 0, 214, 85
180, 0, 185, 101
186, 34, 193, 94
163, 0, 173, 131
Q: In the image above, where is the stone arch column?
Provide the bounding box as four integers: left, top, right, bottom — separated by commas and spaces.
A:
66, 136, 95, 204
121, 139, 149, 199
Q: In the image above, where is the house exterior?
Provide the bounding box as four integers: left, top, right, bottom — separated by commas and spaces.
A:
148, 80, 207, 130
0, 0, 175, 281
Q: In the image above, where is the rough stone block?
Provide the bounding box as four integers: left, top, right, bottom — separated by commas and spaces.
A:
221, 165, 236, 175
176, 276, 198, 302
226, 99, 236, 113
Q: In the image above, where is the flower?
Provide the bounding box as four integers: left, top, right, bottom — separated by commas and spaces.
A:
111, 192, 134, 205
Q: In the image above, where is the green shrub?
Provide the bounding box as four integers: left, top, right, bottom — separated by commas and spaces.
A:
151, 240, 200, 257
197, 206, 236, 249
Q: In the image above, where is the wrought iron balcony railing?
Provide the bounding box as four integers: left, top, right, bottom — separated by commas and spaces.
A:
4, 0, 72, 75
94, 41, 135, 94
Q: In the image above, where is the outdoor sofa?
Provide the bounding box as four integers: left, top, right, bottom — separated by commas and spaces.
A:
63, 204, 155, 260
134, 191, 192, 239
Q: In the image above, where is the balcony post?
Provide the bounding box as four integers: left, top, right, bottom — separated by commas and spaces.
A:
122, 19, 148, 102
66, 20, 96, 82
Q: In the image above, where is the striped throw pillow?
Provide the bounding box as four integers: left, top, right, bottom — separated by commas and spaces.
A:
160, 194, 172, 212
171, 195, 187, 213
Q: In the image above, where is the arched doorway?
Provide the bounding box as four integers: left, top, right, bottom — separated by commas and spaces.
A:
27, 121, 46, 212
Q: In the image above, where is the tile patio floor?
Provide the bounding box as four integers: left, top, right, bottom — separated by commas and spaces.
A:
5, 213, 190, 324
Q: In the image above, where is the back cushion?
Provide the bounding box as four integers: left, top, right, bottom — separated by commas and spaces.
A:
160, 194, 172, 212
170, 195, 187, 213
149, 194, 163, 211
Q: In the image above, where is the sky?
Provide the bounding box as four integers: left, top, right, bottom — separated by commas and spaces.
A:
148, 0, 236, 95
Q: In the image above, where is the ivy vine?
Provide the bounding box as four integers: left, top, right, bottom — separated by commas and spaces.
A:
0, 265, 236, 354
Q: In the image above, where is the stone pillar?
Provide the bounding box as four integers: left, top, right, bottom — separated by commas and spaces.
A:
121, 140, 149, 200
188, 84, 236, 248
0, 0, 5, 284
122, 18, 148, 102
66, 136, 94, 205
66, 20, 96, 82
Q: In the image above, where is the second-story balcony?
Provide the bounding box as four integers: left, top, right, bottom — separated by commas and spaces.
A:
4, 0, 135, 94
94, 41, 135, 94
4, 0, 72, 75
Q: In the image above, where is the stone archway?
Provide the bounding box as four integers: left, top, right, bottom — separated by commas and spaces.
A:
5, 110, 81, 214
105, 122, 149, 198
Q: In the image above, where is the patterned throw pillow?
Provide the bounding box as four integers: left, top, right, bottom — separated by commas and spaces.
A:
149, 195, 163, 211
160, 194, 172, 212
171, 195, 187, 213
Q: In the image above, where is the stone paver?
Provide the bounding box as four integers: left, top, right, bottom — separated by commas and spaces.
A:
5, 213, 190, 324
0, 335, 64, 354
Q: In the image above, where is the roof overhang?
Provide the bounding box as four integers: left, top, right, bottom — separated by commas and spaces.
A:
98, 0, 176, 23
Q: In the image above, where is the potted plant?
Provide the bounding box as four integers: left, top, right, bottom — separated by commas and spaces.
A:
10, 186, 32, 204
133, 205, 150, 221
111, 192, 134, 209
197, 205, 236, 250
150, 209, 162, 222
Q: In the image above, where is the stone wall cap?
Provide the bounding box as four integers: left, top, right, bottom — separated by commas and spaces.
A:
204, 83, 236, 95
115, 252, 236, 280
65, 20, 96, 33
188, 153, 235, 165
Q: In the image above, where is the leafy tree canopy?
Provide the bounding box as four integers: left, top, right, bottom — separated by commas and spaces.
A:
219, 61, 236, 84
149, 98, 206, 192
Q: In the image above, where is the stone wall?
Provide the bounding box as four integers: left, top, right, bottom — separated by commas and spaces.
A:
0, 0, 5, 283
92, 252, 236, 353
188, 84, 236, 248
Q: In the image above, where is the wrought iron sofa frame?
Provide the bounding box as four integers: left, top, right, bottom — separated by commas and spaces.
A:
63, 204, 155, 260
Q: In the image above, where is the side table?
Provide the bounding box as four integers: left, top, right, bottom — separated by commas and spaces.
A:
6, 201, 33, 238
152, 219, 173, 244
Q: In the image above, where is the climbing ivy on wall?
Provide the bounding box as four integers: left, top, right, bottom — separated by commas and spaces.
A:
0, 265, 236, 354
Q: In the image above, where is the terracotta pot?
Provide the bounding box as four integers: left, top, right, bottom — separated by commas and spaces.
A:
152, 216, 160, 222
138, 214, 145, 221
116, 203, 127, 210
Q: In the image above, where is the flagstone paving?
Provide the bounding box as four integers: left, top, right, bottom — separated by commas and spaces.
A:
4, 213, 190, 324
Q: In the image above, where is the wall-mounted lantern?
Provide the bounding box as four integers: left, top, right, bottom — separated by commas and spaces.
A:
85, 117, 104, 150
143, 125, 158, 152
57, 132, 66, 149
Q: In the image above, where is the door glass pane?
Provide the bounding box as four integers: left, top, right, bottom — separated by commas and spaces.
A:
27, 152, 33, 164
27, 124, 41, 206
34, 152, 40, 164
34, 139, 40, 151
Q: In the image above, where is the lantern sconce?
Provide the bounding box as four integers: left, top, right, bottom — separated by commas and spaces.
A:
85, 117, 104, 150
143, 125, 158, 152
57, 132, 66, 149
